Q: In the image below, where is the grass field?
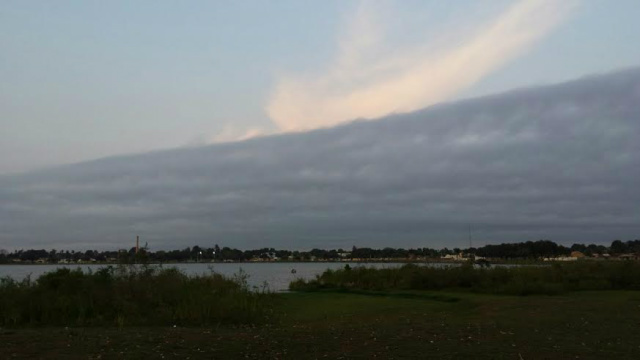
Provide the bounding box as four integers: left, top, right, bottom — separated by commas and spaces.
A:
2, 290, 640, 359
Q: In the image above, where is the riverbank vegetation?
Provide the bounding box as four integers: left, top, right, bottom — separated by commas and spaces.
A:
290, 261, 640, 295
0, 265, 273, 327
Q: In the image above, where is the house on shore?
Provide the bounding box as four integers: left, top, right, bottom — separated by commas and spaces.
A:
570, 251, 586, 259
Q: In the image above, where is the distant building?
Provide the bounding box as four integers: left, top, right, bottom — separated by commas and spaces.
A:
570, 251, 586, 258
441, 253, 465, 261
543, 256, 577, 262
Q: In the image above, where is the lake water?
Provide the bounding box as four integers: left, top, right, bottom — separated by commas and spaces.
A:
0, 262, 424, 292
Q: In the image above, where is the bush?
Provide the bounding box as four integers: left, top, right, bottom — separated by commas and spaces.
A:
0, 265, 274, 327
290, 261, 640, 295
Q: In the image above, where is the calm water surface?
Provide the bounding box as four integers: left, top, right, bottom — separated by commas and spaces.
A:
0, 262, 429, 292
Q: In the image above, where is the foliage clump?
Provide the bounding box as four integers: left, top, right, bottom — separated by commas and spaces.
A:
290, 261, 640, 295
0, 265, 274, 327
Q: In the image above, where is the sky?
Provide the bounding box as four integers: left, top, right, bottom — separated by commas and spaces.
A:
2, 68, 640, 251
1, 1, 640, 251
2, 0, 640, 175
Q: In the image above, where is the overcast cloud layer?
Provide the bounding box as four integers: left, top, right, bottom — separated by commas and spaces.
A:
1, 68, 640, 251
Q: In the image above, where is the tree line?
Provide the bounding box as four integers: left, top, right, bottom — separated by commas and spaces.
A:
1, 239, 639, 264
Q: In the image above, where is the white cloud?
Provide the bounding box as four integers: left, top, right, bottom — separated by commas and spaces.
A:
209, 125, 270, 144
267, 0, 578, 132
185, 125, 272, 147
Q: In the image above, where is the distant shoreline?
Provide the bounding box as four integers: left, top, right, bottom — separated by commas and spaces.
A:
0, 259, 448, 265
0, 258, 558, 266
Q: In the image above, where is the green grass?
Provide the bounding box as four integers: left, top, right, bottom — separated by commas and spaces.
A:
0, 265, 274, 327
290, 261, 640, 295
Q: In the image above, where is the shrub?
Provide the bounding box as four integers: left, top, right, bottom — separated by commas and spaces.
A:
290, 261, 640, 295
0, 265, 274, 327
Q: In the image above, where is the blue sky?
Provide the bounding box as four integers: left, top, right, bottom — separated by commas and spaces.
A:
2, 0, 639, 174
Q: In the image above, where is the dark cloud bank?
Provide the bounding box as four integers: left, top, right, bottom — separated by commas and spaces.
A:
2, 68, 640, 250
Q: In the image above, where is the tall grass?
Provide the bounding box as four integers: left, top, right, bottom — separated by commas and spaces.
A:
290, 261, 640, 295
0, 265, 274, 327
